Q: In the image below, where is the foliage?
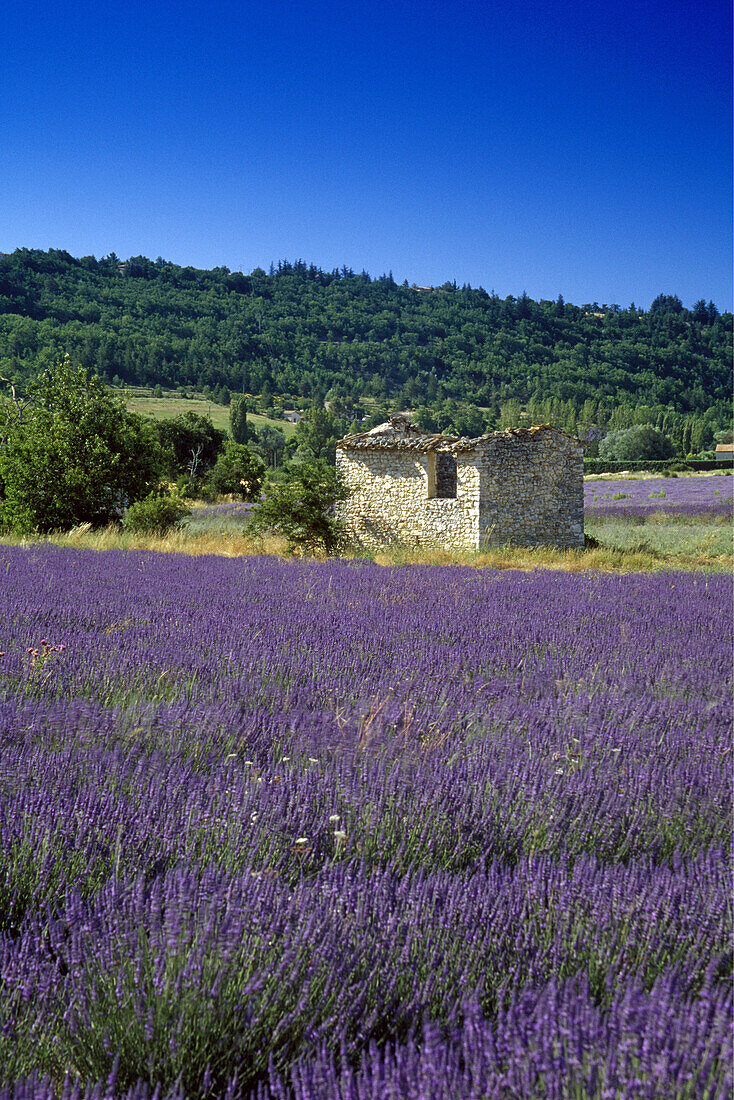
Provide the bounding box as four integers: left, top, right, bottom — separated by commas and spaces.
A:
255, 423, 287, 467
122, 492, 191, 534
207, 441, 265, 500
293, 406, 342, 462
584, 457, 729, 474
247, 459, 348, 552
0, 250, 729, 438
599, 424, 676, 462
0, 357, 162, 534
229, 394, 249, 444
414, 400, 492, 436
155, 411, 225, 478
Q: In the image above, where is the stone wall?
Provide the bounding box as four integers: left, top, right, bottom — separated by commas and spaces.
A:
335, 449, 480, 549
336, 426, 584, 551
477, 431, 584, 549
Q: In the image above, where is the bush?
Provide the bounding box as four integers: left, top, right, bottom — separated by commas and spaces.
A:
208, 442, 265, 501
247, 460, 349, 554
599, 425, 675, 462
175, 476, 218, 503
122, 493, 190, 534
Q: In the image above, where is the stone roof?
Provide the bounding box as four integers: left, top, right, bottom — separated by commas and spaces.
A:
337, 415, 582, 454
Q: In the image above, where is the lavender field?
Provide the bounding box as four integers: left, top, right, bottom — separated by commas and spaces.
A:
0, 546, 731, 1099
585, 474, 733, 519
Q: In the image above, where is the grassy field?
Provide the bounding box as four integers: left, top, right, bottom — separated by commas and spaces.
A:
3, 509, 730, 572
114, 388, 298, 438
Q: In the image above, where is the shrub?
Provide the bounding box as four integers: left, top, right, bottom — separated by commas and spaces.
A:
247, 460, 349, 554
122, 493, 190, 534
208, 443, 265, 501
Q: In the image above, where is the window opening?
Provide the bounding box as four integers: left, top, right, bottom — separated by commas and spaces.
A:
437, 453, 457, 498
428, 452, 457, 498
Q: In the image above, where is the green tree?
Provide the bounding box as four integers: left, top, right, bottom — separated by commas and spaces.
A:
451, 404, 488, 437
256, 424, 286, 467
208, 442, 265, 500
293, 406, 342, 463
598, 424, 676, 462
156, 412, 225, 478
0, 357, 162, 533
247, 460, 348, 554
229, 394, 249, 444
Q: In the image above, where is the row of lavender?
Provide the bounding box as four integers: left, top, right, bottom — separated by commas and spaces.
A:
1, 548, 731, 1098
585, 474, 733, 519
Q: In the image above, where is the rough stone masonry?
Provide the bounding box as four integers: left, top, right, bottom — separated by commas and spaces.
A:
336, 416, 585, 550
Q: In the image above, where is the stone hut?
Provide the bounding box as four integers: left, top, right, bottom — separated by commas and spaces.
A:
335, 416, 585, 550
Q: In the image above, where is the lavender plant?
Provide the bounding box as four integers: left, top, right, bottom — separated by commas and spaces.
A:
0, 547, 730, 1097
585, 474, 733, 519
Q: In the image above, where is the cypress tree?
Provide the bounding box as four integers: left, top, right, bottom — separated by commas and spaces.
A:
229, 394, 248, 443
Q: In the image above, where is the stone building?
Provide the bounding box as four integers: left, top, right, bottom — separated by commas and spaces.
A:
335, 416, 585, 550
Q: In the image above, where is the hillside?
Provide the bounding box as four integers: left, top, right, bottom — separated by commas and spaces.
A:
0, 249, 730, 424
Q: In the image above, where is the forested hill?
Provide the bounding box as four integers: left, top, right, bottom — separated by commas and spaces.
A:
0, 248, 730, 418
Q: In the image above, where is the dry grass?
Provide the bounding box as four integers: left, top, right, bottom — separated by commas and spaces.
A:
0, 524, 291, 559
370, 542, 731, 574
0, 524, 729, 573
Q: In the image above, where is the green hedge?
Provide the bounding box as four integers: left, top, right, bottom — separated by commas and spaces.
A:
584, 458, 733, 474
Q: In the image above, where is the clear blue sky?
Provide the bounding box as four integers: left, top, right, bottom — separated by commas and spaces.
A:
2, 0, 731, 308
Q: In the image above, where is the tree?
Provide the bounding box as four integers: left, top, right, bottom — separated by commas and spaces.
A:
0, 357, 162, 534
692, 299, 709, 323
229, 394, 249, 444
450, 404, 488, 438
207, 442, 265, 500
650, 294, 683, 315
256, 424, 286, 467
156, 412, 225, 477
598, 424, 676, 462
293, 406, 342, 463
247, 460, 348, 554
